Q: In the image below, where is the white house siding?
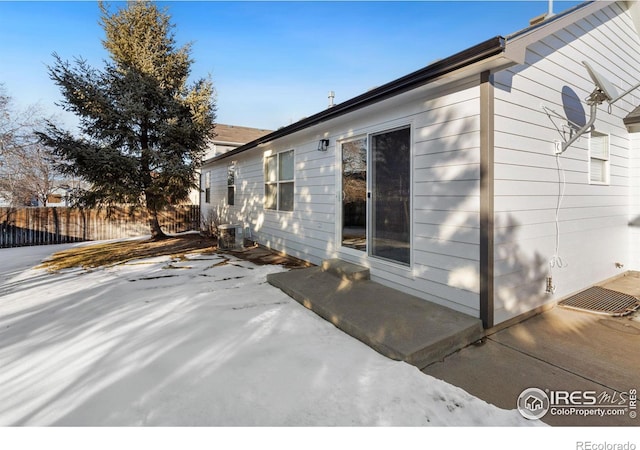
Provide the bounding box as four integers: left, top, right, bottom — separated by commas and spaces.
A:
203, 77, 484, 317
194, 143, 236, 205
408, 79, 482, 316
201, 128, 340, 263
333, 78, 483, 317
493, 2, 640, 323
630, 133, 640, 270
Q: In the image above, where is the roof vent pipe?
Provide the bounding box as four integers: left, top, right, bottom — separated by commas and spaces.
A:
328, 91, 335, 108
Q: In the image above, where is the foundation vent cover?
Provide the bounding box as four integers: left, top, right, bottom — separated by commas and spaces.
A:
559, 286, 640, 316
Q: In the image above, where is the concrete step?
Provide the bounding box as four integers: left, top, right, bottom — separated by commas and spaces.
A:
321, 258, 370, 281
267, 267, 483, 369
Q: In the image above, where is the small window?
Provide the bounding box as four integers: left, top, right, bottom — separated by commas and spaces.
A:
589, 131, 609, 185
264, 149, 294, 211
204, 171, 211, 204
47, 194, 63, 204
227, 165, 235, 206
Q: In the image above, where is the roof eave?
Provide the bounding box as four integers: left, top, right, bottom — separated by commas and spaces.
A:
211, 36, 506, 163
211, 140, 245, 147
504, 1, 607, 64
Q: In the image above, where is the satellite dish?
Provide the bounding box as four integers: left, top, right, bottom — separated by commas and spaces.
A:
556, 61, 640, 154
583, 61, 619, 103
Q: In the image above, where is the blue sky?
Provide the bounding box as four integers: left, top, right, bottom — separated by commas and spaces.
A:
0, 1, 582, 131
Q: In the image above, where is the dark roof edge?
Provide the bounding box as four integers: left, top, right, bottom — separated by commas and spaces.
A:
211, 36, 506, 163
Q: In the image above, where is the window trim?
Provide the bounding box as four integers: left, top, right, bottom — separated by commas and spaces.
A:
204, 171, 211, 204
264, 149, 295, 212
588, 131, 610, 186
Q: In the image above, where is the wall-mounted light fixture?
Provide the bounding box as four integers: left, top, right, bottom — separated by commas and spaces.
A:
317, 139, 329, 152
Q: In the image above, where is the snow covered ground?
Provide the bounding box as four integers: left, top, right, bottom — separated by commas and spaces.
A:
0, 243, 538, 427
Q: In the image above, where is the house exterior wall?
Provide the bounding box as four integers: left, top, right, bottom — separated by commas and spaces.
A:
203, 77, 484, 317
201, 2, 640, 326
630, 132, 640, 270
492, 2, 640, 323
192, 143, 239, 205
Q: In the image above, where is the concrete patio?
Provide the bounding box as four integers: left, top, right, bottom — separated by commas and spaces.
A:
266, 258, 483, 369
424, 272, 640, 426
262, 251, 640, 426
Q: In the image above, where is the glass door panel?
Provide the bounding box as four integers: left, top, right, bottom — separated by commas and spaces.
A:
341, 138, 367, 251
370, 127, 410, 265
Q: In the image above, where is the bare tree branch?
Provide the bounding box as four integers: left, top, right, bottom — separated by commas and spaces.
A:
0, 83, 61, 206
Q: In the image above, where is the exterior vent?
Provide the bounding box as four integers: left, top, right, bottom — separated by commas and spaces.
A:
218, 223, 244, 250
559, 286, 640, 317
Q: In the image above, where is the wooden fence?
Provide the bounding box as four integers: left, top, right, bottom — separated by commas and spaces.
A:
0, 205, 201, 248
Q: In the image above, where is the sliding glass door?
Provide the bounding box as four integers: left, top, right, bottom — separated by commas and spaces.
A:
370, 127, 411, 265
339, 127, 410, 265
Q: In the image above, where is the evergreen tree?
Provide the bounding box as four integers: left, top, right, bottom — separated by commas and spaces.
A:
38, 1, 216, 239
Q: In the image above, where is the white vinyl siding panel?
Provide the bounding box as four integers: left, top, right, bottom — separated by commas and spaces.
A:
492, 1, 639, 324
630, 133, 640, 270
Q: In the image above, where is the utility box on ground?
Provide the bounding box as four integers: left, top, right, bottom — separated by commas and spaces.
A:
218, 223, 244, 250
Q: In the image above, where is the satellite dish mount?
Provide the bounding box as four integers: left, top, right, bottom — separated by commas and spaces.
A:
559, 61, 640, 153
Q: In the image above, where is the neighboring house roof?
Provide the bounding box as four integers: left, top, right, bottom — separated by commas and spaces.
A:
213, 124, 272, 146
211, 0, 606, 163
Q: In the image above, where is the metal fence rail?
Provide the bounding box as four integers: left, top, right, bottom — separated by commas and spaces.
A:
0, 205, 200, 248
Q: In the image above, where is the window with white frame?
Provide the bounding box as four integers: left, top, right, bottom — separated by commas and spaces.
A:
589, 131, 609, 184
227, 164, 235, 206
264, 149, 294, 211
204, 171, 211, 203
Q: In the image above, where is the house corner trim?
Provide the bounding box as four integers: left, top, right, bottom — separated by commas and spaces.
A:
480, 70, 495, 329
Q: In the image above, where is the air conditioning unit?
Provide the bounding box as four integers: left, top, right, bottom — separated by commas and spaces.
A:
218, 223, 244, 250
